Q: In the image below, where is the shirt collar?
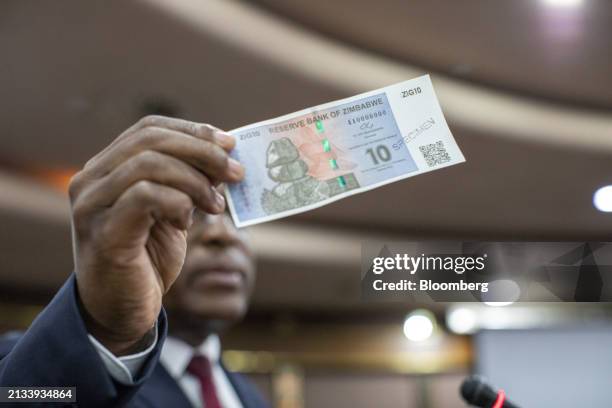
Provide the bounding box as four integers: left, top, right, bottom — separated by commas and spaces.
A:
160, 334, 222, 379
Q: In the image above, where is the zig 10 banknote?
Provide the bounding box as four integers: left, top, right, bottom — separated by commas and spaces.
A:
226, 75, 465, 227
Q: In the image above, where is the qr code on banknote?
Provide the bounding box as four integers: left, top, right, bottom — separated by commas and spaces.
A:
419, 141, 451, 167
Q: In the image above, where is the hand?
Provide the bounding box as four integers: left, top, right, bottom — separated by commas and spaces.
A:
68, 116, 244, 355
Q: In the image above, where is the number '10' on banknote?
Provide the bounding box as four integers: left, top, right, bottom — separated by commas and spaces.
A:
226, 75, 465, 227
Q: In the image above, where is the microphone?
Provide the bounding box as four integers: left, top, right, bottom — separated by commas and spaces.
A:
460, 376, 520, 408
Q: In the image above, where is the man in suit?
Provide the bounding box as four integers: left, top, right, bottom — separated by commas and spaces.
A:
0, 116, 269, 407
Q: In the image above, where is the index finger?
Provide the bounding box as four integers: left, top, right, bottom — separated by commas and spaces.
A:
118, 116, 236, 152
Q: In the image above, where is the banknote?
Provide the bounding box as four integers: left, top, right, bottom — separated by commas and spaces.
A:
226, 75, 465, 227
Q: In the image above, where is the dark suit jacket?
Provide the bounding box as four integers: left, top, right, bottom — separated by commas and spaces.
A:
0, 275, 270, 408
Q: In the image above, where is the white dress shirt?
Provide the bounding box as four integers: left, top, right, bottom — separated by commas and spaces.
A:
89, 330, 243, 408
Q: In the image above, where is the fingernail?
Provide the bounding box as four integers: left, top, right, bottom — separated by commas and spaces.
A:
228, 158, 245, 179
215, 191, 226, 211
215, 131, 236, 147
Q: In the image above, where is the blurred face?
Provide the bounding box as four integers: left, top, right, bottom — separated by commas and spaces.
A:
164, 211, 256, 324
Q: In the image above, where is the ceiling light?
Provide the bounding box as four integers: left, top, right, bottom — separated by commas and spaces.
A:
483, 301, 515, 307
593, 185, 612, 212
447, 307, 478, 334
481, 279, 521, 307
541, 0, 584, 8
403, 310, 435, 342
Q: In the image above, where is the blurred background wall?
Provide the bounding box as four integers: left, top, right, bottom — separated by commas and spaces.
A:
1, 0, 611, 407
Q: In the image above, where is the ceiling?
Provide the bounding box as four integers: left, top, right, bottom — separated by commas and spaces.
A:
0, 0, 610, 312
253, 0, 612, 110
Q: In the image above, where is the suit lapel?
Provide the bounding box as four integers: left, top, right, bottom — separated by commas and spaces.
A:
222, 363, 266, 408
224, 369, 250, 408
138, 363, 194, 408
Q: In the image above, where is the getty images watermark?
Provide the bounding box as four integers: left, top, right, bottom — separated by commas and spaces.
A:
361, 242, 612, 303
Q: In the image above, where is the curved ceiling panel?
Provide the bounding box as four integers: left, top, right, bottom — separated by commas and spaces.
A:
143, 0, 612, 154
252, 0, 612, 110
0, 0, 610, 240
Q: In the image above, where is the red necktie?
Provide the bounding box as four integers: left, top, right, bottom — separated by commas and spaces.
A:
187, 355, 222, 408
